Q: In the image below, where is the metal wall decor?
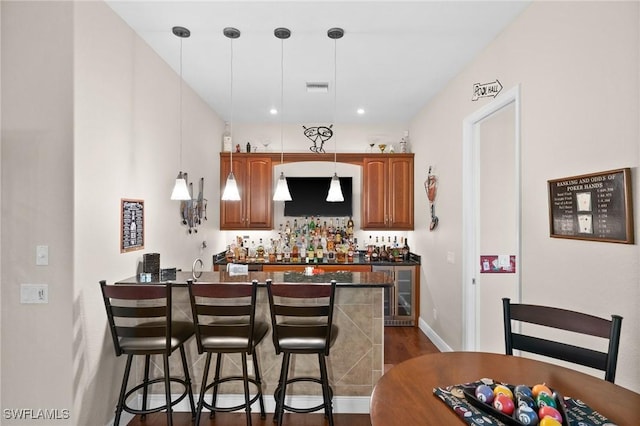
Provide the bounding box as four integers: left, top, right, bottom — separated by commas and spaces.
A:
303, 124, 333, 153
121, 199, 144, 252
179, 174, 207, 234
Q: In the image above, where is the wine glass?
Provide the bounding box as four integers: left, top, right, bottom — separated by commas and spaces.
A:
378, 144, 387, 153
368, 143, 375, 153
261, 139, 271, 152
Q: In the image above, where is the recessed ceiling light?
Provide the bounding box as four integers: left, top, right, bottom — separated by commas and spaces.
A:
357, 108, 365, 115
270, 108, 278, 115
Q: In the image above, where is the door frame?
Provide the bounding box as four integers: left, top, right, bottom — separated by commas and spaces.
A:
462, 85, 522, 351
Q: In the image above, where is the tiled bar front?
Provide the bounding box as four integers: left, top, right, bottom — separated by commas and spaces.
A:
132, 284, 384, 412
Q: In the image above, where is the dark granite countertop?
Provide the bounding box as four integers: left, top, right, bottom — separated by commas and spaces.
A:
212, 251, 421, 267
116, 270, 393, 288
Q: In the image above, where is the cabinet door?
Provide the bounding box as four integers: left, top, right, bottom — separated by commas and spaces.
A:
362, 158, 389, 229
245, 157, 272, 229
388, 157, 414, 229
394, 266, 415, 319
220, 156, 246, 229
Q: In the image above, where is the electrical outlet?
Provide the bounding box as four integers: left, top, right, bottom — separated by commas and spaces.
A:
446, 251, 455, 264
20, 284, 48, 304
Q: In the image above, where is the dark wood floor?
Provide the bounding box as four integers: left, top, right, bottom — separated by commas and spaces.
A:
127, 326, 439, 426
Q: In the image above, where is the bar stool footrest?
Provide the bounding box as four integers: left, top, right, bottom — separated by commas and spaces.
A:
121, 377, 191, 416
201, 376, 263, 413
274, 377, 334, 414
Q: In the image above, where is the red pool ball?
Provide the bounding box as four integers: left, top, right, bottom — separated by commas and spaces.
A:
493, 394, 515, 415
539, 405, 563, 423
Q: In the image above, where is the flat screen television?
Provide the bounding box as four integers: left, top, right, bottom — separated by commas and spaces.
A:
284, 177, 353, 217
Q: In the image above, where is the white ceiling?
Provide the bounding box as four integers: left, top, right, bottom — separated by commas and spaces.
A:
106, 1, 530, 124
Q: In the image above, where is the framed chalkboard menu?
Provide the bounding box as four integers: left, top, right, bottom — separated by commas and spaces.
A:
548, 168, 633, 244
121, 198, 144, 252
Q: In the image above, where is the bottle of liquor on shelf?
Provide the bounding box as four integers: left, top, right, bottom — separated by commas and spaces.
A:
306, 239, 315, 262
309, 216, 316, 234
291, 243, 299, 263
268, 241, 276, 263
285, 220, 291, 236
257, 238, 265, 261
283, 242, 291, 262
222, 121, 232, 152
380, 245, 388, 262
402, 238, 410, 262
316, 239, 324, 261
346, 217, 354, 238
225, 245, 234, 262
347, 241, 354, 262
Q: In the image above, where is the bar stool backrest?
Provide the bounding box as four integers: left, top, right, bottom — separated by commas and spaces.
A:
187, 279, 259, 355
502, 297, 623, 383
266, 279, 337, 356
100, 280, 172, 357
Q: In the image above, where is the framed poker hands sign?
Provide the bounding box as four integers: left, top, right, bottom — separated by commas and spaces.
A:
548, 168, 633, 244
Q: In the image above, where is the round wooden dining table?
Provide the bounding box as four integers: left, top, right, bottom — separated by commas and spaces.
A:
370, 352, 640, 425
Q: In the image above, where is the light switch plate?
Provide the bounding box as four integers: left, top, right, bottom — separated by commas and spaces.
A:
446, 251, 455, 264
36, 245, 49, 266
20, 284, 48, 304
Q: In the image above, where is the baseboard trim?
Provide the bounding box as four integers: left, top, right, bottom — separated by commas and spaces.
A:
418, 317, 453, 352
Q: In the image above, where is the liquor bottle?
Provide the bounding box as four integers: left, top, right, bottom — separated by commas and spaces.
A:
222, 121, 232, 152
380, 245, 388, 261
291, 243, 299, 263
285, 220, 291, 236
347, 241, 354, 262
257, 238, 265, 261
268, 241, 276, 263
225, 245, 234, 262
309, 216, 316, 233
347, 217, 354, 237
316, 239, 324, 261
306, 239, 315, 262
283, 242, 291, 262
402, 238, 410, 262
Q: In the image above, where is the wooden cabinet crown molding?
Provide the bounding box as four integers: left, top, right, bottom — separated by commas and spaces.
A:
220, 152, 413, 166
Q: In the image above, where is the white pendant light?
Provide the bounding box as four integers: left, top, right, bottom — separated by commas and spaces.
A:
273, 27, 293, 202
326, 27, 345, 202
170, 26, 192, 201
221, 27, 241, 201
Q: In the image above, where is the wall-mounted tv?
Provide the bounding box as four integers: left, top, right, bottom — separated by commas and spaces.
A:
284, 177, 353, 217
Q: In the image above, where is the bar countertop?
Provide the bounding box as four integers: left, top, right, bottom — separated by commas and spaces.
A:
116, 270, 393, 288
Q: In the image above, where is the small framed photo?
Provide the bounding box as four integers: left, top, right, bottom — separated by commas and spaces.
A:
121, 199, 144, 253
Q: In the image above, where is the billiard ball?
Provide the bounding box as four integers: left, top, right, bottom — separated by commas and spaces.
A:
516, 405, 539, 425
515, 384, 533, 399
493, 384, 514, 400
539, 417, 562, 426
517, 395, 536, 410
536, 393, 557, 408
493, 394, 515, 415
475, 384, 494, 403
532, 383, 552, 398
539, 405, 563, 423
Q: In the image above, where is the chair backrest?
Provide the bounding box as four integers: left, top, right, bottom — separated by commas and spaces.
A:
187, 279, 259, 354
502, 297, 623, 383
266, 279, 336, 356
100, 280, 172, 356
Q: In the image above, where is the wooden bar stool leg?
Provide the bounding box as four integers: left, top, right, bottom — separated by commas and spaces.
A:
318, 354, 334, 426
179, 345, 196, 417
210, 352, 223, 418
274, 352, 291, 426
195, 352, 212, 426
163, 353, 173, 426
141, 355, 151, 419
252, 354, 266, 419
241, 353, 252, 426
114, 354, 134, 426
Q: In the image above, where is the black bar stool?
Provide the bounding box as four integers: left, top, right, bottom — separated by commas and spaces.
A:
187, 279, 268, 426
99, 280, 196, 426
266, 279, 338, 426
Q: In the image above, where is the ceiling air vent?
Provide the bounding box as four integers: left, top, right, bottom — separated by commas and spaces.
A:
306, 82, 329, 93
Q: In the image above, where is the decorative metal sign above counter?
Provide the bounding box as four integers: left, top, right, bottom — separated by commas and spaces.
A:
548, 168, 634, 244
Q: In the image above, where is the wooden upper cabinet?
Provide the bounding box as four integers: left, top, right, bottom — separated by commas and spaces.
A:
362, 154, 414, 230
220, 154, 273, 230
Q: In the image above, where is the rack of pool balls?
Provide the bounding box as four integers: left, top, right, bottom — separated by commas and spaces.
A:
464, 381, 567, 425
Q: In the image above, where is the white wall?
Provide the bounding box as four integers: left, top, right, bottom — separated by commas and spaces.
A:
411, 1, 640, 391
1, 1, 74, 424
72, 2, 224, 423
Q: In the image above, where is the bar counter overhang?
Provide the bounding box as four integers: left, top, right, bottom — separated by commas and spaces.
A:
115, 270, 392, 414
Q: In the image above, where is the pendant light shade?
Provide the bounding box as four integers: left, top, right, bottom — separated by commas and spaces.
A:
171, 172, 191, 200
326, 173, 344, 202
221, 27, 242, 201
221, 171, 241, 201
273, 171, 292, 201
273, 27, 292, 201
170, 26, 192, 201
326, 27, 344, 202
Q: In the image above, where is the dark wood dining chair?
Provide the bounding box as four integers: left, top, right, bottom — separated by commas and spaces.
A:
99, 280, 196, 426
502, 297, 623, 383
187, 279, 268, 426
266, 279, 338, 426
